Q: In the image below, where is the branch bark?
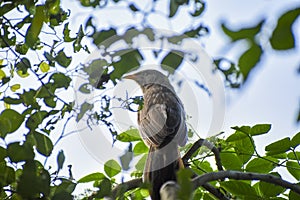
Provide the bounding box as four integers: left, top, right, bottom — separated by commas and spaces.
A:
182, 138, 223, 171
193, 170, 300, 195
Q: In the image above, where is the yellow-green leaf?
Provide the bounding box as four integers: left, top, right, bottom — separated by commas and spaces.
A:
0, 69, 6, 80
17, 70, 29, 78
39, 62, 50, 73
10, 84, 21, 92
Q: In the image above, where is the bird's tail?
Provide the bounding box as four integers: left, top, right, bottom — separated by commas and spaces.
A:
144, 143, 184, 200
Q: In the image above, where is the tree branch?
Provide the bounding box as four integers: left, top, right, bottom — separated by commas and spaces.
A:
111, 178, 143, 199
192, 170, 300, 195
182, 138, 223, 171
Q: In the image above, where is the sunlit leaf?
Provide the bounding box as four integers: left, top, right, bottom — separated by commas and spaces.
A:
245, 157, 277, 173
104, 159, 121, 178
116, 129, 141, 142
220, 180, 258, 197
39, 61, 50, 72
265, 137, 291, 155
259, 172, 285, 197
133, 141, 148, 155
250, 124, 272, 136
291, 132, 300, 148
0, 69, 5, 80
10, 84, 20, 92
220, 152, 243, 170
78, 172, 106, 183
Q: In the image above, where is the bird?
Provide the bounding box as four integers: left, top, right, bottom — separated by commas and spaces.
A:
123, 69, 187, 200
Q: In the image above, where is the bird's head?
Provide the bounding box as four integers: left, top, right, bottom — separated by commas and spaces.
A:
123, 70, 174, 92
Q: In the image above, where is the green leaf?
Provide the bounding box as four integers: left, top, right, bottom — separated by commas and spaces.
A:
25, 5, 45, 48
92, 28, 117, 46
286, 161, 300, 180
133, 141, 148, 155
0, 146, 6, 161
25, 111, 48, 131
0, 109, 24, 138
129, 3, 139, 12
226, 130, 248, 142
0, 162, 15, 186
76, 102, 93, 122
15, 57, 31, 77
233, 135, 254, 164
259, 173, 285, 197
0, 69, 6, 80
51, 72, 72, 89
231, 125, 251, 135
94, 178, 112, 198
46, 0, 60, 15
15, 43, 29, 55
169, 0, 180, 17
250, 124, 272, 136
55, 49, 72, 67
7, 142, 34, 162
17, 160, 50, 198
270, 8, 300, 50
52, 178, 76, 199
57, 150, 65, 171
10, 83, 21, 92
238, 44, 262, 81
245, 157, 277, 173
63, 22, 74, 42
78, 172, 106, 183
287, 151, 300, 160
111, 49, 143, 81
190, 0, 205, 17
289, 188, 300, 200
3, 97, 23, 105
265, 137, 291, 155
39, 61, 50, 72
161, 50, 184, 73
135, 154, 147, 171
33, 131, 53, 157
220, 152, 243, 170
221, 20, 265, 42
79, 83, 91, 94
177, 169, 193, 200
291, 132, 300, 148
104, 159, 121, 178
116, 129, 141, 142
220, 180, 258, 197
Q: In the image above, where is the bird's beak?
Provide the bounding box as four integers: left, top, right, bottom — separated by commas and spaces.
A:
123, 74, 136, 80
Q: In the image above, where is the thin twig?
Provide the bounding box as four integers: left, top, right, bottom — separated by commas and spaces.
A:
192, 170, 300, 195
182, 138, 223, 171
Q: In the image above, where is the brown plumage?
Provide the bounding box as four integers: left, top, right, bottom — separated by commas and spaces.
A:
124, 70, 187, 200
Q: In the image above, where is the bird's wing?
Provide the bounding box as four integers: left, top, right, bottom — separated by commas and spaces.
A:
139, 101, 187, 148
139, 103, 168, 147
